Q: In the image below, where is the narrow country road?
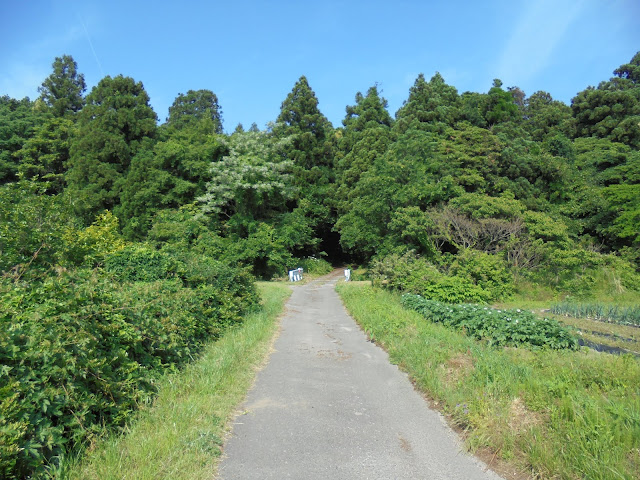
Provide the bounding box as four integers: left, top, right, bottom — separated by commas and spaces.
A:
218, 272, 504, 480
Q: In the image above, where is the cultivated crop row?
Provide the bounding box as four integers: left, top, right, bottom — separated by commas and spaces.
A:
550, 301, 640, 328
402, 294, 578, 350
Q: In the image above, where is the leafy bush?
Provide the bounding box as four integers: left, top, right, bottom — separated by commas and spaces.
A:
0, 263, 257, 478
402, 293, 579, 350
419, 276, 491, 304
61, 211, 126, 267
294, 256, 333, 276
449, 249, 514, 300
104, 244, 175, 282
0, 181, 74, 275
369, 252, 497, 303
531, 247, 640, 296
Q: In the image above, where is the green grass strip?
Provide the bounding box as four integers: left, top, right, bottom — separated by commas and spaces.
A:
62, 282, 291, 480
336, 283, 640, 480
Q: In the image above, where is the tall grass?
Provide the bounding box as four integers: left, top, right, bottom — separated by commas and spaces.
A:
60, 282, 291, 480
337, 283, 640, 480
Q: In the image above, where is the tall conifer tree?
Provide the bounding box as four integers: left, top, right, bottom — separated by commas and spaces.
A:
38, 55, 86, 117
67, 75, 157, 222
272, 76, 337, 255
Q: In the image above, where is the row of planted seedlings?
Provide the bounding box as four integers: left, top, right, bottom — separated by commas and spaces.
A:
402, 294, 579, 350
550, 301, 640, 328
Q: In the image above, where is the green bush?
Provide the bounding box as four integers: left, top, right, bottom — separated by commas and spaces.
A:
0, 263, 257, 478
294, 257, 333, 276
419, 276, 492, 304
0, 181, 74, 276
104, 244, 175, 282
61, 211, 126, 267
369, 252, 497, 303
450, 249, 514, 300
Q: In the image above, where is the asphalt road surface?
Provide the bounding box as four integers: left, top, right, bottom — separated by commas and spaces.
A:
218, 272, 503, 480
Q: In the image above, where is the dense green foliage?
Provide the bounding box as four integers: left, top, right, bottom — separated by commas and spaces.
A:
2, 51, 640, 477
402, 294, 578, 349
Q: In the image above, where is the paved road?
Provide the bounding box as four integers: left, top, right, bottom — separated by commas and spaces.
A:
218, 273, 503, 480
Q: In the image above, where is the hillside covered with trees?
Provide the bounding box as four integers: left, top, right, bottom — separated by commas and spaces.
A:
1, 52, 639, 477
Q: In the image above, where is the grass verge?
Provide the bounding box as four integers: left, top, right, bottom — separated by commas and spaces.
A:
61, 282, 291, 480
336, 282, 640, 480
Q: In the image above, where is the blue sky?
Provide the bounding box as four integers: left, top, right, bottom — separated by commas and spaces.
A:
1, 0, 638, 132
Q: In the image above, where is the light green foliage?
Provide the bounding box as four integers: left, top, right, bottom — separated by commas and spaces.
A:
37, 55, 86, 117
450, 249, 514, 299
294, 256, 332, 275
449, 192, 525, 219
61, 211, 126, 267
15, 116, 74, 193
198, 129, 294, 217
104, 243, 174, 282
147, 206, 226, 255
368, 252, 495, 303
522, 210, 570, 245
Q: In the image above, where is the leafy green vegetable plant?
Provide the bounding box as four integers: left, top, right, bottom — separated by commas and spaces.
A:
403, 294, 578, 349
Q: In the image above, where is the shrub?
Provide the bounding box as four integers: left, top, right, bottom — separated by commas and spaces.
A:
61, 211, 126, 267
450, 249, 514, 300
294, 257, 333, 276
0, 262, 257, 478
104, 244, 175, 282
369, 252, 497, 303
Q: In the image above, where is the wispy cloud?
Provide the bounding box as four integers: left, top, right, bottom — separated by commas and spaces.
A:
78, 13, 104, 77
495, 0, 589, 86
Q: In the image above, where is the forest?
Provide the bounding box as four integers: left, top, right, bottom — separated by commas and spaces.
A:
1, 52, 639, 477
